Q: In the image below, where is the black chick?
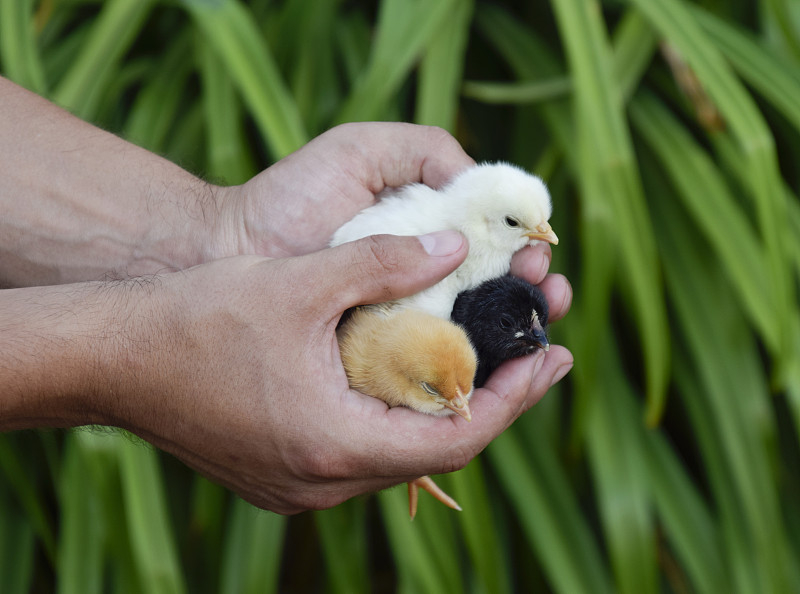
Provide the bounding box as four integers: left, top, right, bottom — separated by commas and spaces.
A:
451, 275, 549, 387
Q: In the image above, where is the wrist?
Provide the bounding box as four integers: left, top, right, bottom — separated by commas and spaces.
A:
0, 278, 167, 432
135, 177, 227, 271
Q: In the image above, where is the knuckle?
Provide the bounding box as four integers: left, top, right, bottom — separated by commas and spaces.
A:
352, 236, 404, 302
428, 125, 453, 144
439, 443, 478, 475
292, 445, 352, 482
360, 235, 402, 275
426, 125, 463, 156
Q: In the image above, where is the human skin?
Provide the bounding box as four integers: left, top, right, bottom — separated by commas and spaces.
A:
0, 76, 573, 514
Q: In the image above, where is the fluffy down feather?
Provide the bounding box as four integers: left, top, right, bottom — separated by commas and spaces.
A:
330, 162, 557, 319
338, 307, 476, 419
451, 275, 549, 387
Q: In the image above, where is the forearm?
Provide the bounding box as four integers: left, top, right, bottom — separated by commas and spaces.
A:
0, 282, 121, 429
0, 76, 218, 287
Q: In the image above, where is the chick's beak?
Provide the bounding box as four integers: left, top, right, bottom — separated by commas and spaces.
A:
444, 388, 472, 422
526, 222, 559, 245
531, 317, 550, 352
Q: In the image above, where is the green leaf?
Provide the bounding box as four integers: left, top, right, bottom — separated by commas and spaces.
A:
643, 419, 731, 593
0, 478, 35, 594
378, 485, 463, 594
630, 91, 776, 347
335, 0, 459, 123
316, 500, 369, 594
585, 350, 658, 594
0, 0, 46, 93
415, 0, 474, 131
487, 428, 613, 594
118, 438, 186, 594
219, 498, 286, 594
551, 0, 669, 424
0, 434, 56, 563
52, 0, 155, 120
653, 183, 799, 593
57, 434, 106, 594
181, 0, 307, 159
197, 32, 257, 184
123, 31, 193, 153
628, 0, 795, 396
448, 459, 513, 594
461, 77, 571, 104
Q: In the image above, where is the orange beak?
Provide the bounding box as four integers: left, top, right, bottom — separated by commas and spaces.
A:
443, 388, 472, 422
526, 222, 559, 245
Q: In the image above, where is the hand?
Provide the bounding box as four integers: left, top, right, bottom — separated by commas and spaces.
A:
100, 233, 571, 514
208, 122, 475, 259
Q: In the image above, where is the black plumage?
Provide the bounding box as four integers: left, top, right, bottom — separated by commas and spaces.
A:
451, 275, 549, 387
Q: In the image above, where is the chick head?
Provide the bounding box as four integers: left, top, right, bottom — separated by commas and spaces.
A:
464, 275, 550, 358
447, 162, 558, 254
338, 308, 477, 421
391, 311, 477, 421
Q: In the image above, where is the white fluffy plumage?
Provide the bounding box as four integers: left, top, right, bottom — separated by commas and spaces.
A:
330, 162, 558, 319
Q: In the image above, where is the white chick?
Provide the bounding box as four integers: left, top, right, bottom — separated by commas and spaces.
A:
330, 162, 558, 319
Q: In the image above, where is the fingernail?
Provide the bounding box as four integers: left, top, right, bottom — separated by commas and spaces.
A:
417, 230, 464, 256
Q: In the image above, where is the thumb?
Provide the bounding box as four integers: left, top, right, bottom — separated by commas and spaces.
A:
319, 231, 467, 313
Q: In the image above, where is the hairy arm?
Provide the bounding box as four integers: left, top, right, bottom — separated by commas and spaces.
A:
0, 76, 217, 287
0, 75, 474, 287
0, 280, 138, 430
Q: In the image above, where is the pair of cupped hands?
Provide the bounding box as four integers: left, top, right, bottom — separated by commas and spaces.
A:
116, 123, 573, 514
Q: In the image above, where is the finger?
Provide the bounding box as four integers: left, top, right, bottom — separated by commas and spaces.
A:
329, 122, 475, 191
538, 273, 572, 323
509, 242, 552, 284
480, 345, 573, 415
331, 333, 571, 481
311, 231, 468, 315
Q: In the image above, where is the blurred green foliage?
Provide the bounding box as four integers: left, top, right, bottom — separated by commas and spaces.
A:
2, 0, 800, 591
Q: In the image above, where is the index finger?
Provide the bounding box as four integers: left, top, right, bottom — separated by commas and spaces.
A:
330, 122, 475, 192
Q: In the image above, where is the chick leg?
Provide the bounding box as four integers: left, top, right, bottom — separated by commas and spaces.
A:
407, 476, 462, 519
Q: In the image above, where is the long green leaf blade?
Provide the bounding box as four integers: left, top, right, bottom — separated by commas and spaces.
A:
118, 438, 186, 594
0, 0, 46, 93
585, 352, 658, 594
488, 428, 613, 594
415, 0, 474, 131
627, 0, 795, 396
181, 0, 307, 159
335, 0, 458, 123
551, 0, 669, 424
219, 498, 286, 594
52, 0, 155, 120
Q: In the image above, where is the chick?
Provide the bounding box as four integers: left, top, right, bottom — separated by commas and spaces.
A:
337, 307, 477, 517
330, 162, 558, 319
451, 275, 550, 388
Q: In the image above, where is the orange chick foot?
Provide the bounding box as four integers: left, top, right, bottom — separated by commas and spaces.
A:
407, 476, 462, 519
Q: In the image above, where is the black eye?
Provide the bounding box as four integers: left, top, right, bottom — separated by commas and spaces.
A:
421, 382, 439, 396
499, 315, 514, 330
505, 216, 519, 228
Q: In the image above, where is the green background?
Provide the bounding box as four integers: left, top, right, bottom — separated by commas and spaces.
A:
2, 0, 800, 591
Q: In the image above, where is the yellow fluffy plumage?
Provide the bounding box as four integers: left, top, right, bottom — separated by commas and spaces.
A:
338, 307, 476, 418
337, 307, 477, 518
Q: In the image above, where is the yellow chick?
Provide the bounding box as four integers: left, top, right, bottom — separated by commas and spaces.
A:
337, 307, 477, 518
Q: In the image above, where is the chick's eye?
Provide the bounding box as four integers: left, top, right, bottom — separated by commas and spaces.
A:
421, 382, 440, 396
504, 216, 519, 228
499, 315, 514, 330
